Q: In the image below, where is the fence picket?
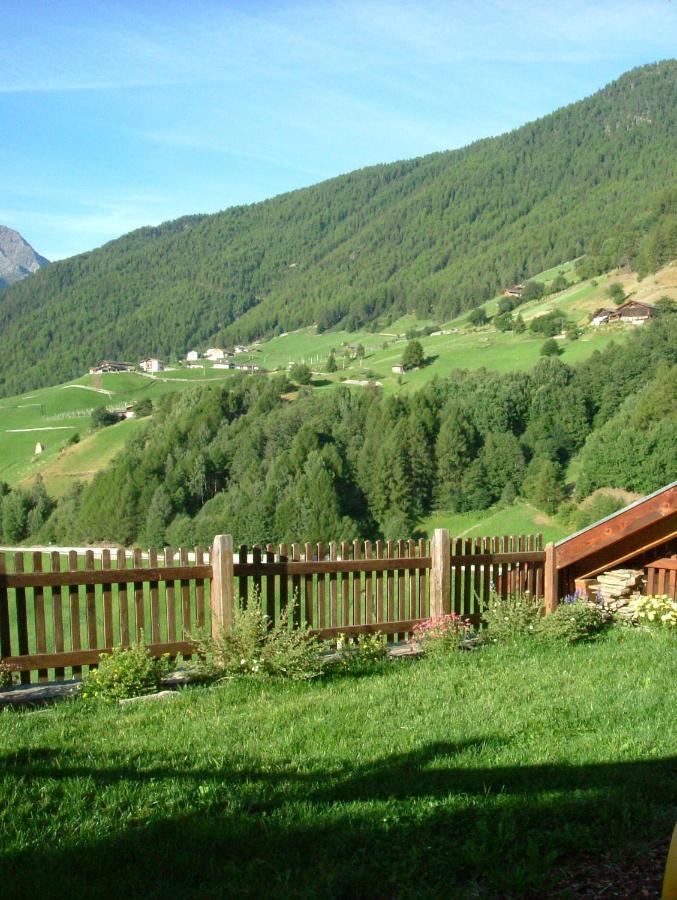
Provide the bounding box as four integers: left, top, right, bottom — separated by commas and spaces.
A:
133, 548, 144, 642
364, 541, 373, 624
148, 548, 160, 644
50, 553, 65, 681
341, 541, 350, 626
85, 551, 97, 665
239, 544, 249, 605
165, 548, 176, 642
102, 549, 114, 648
418, 538, 427, 619
316, 543, 326, 628
252, 545, 263, 602
32, 553, 48, 683
329, 542, 337, 627
68, 550, 82, 678
0, 554, 11, 664
386, 540, 395, 624
292, 544, 302, 626
180, 548, 191, 648
195, 547, 206, 630
265, 544, 275, 622
305, 542, 314, 626
353, 540, 362, 627
117, 549, 129, 647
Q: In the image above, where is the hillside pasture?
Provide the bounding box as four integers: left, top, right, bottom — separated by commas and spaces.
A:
419, 501, 567, 543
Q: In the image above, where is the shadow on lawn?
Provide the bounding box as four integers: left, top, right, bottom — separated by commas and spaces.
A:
2, 742, 675, 899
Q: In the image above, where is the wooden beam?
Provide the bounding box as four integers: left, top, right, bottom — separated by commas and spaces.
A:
556, 486, 677, 571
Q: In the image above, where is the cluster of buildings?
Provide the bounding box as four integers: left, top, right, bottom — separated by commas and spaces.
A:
89, 345, 264, 377
185, 346, 262, 372
89, 358, 165, 375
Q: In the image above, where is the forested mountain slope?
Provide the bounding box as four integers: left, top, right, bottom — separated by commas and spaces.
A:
1, 61, 676, 397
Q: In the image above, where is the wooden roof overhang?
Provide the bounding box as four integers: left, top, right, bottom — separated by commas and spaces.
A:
555, 482, 677, 580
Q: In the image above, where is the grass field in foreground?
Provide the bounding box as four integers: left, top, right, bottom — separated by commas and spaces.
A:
1, 631, 675, 898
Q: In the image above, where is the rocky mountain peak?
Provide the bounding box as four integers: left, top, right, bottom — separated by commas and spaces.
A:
0, 225, 49, 287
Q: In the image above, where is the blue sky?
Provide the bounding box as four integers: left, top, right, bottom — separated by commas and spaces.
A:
2, 0, 676, 260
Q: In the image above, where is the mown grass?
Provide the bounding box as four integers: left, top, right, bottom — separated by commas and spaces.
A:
0, 630, 675, 899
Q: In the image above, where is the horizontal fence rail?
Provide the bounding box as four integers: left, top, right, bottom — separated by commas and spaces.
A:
0, 531, 547, 682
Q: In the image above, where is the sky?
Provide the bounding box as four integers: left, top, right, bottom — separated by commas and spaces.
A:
1, 1, 676, 261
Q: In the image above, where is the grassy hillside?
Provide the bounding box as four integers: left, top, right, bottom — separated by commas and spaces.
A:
1, 61, 676, 397
3, 259, 675, 497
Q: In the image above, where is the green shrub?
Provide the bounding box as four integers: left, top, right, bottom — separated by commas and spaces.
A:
80, 642, 171, 700
536, 600, 609, 644
336, 631, 388, 668
195, 594, 327, 681
481, 591, 543, 642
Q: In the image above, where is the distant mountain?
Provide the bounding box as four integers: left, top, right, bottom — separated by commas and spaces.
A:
0, 225, 49, 288
0, 61, 676, 397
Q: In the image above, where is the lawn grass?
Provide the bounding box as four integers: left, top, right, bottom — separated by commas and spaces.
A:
0, 630, 675, 898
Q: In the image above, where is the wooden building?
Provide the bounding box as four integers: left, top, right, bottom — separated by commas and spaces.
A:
552, 481, 677, 599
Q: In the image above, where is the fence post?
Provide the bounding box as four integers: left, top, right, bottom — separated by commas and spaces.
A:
211, 534, 234, 636
544, 542, 558, 615
430, 528, 450, 618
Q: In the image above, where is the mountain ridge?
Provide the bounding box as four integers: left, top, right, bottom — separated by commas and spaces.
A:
0, 60, 675, 397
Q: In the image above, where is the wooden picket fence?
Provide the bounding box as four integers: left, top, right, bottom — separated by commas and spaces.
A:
0, 530, 549, 683
645, 557, 677, 600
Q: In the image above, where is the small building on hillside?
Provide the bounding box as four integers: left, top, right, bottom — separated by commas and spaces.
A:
590, 308, 614, 326
391, 364, 405, 375
615, 300, 657, 325
89, 361, 134, 374
186, 350, 199, 362
139, 357, 165, 373
204, 348, 228, 361
503, 283, 524, 299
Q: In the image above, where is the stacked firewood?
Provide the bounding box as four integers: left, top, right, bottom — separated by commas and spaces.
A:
586, 568, 645, 619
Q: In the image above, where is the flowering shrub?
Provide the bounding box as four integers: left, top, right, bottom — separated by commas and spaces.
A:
0, 659, 18, 690
80, 643, 171, 701
412, 614, 473, 655
336, 631, 388, 668
633, 595, 677, 628
536, 599, 609, 644
195, 593, 327, 682
481, 591, 543, 642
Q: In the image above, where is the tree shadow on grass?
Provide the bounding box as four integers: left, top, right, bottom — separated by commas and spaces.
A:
1, 743, 675, 899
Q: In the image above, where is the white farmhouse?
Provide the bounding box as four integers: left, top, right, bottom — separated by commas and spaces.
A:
139, 357, 165, 373
186, 350, 199, 362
